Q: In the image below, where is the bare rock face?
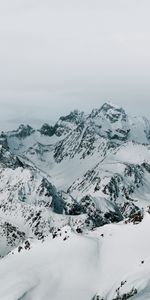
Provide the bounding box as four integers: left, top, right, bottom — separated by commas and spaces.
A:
10, 124, 35, 139
39, 123, 55, 136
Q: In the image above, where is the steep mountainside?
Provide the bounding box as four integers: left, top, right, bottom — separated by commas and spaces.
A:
5, 102, 150, 218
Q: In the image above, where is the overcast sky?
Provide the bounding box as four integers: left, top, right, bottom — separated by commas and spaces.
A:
0, 0, 150, 129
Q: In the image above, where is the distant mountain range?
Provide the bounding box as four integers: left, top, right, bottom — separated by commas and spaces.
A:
0, 102, 150, 299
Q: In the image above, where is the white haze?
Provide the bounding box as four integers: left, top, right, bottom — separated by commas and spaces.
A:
0, 0, 150, 129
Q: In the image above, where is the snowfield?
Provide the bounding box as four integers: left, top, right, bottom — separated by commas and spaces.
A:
1, 215, 150, 300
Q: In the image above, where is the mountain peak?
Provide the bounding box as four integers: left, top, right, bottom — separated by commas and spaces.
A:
8, 124, 35, 139
89, 102, 126, 122
39, 123, 55, 136
99, 102, 127, 123
59, 109, 85, 125
100, 101, 125, 112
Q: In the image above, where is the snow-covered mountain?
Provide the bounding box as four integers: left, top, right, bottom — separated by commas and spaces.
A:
1, 102, 150, 299
5, 102, 150, 219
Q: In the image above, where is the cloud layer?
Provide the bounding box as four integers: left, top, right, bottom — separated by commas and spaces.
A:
0, 0, 150, 129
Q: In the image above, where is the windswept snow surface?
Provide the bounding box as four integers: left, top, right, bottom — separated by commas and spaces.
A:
1, 215, 150, 299
0, 227, 98, 300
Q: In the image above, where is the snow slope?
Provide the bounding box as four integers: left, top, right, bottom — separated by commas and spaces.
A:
1, 214, 150, 299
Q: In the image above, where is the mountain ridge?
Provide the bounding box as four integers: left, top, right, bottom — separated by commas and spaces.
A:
0, 102, 150, 299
